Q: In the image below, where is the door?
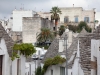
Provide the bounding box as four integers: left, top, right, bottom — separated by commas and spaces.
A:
0, 55, 2, 75
17, 59, 20, 75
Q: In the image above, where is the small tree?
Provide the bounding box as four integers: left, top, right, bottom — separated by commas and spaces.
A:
37, 28, 54, 42
77, 21, 92, 33
68, 25, 78, 33
58, 25, 65, 36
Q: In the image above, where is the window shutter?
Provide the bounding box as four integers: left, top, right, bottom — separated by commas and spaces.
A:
88, 17, 89, 23
84, 17, 86, 22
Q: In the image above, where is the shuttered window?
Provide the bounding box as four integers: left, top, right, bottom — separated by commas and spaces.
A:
84, 17, 89, 23
64, 17, 69, 23
75, 16, 78, 23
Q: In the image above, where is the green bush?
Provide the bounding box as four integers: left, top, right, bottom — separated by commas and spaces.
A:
11, 43, 36, 61
43, 56, 66, 73
68, 21, 92, 33
58, 25, 65, 36
68, 25, 78, 33
77, 21, 92, 33
35, 56, 66, 75
35, 66, 45, 75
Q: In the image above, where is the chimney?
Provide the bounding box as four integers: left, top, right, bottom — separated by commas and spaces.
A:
59, 38, 64, 52
73, 4, 74, 7
67, 31, 72, 47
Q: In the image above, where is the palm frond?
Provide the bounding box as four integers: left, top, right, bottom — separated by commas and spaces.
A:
36, 28, 54, 42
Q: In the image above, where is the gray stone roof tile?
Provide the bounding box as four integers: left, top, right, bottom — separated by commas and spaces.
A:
42, 28, 89, 70
0, 23, 14, 57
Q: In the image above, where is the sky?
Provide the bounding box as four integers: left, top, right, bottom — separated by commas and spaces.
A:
0, 0, 100, 19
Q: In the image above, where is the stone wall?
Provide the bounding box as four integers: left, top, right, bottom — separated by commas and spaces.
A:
10, 31, 22, 43
41, 18, 54, 30
22, 17, 54, 43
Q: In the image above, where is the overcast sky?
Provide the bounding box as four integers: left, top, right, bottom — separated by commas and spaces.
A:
0, 0, 100, 19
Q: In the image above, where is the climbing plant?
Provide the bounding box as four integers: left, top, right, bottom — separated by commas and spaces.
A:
11, 43, 36, 61
42, 56, 66, 74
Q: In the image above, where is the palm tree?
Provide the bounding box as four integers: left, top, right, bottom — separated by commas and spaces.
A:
50, 6, 61, 32
37, 28, 54, 42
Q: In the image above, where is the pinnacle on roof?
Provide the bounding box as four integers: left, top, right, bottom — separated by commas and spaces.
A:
77, 28, 88, 37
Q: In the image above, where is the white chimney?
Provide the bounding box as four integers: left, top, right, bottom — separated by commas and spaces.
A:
59, 38, 64, 52
73, 4, 74, 7
68, 31, 72, 43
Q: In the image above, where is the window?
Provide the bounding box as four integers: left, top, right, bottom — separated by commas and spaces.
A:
51, 70, 53, 75
64, 17, 69, 23
53, 27, 55, 31
84, 17, 89, 23
60, 67, 65, 75
75, 16, 78, 23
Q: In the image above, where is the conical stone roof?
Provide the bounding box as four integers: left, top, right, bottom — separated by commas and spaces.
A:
0, 23, 14, 57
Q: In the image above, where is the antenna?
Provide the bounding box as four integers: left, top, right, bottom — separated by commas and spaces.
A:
73, 4, 74, 7
42, 9, 43, 12
15, 6, 16, 10
20, 3, 22, 10
23, 4, 24, 10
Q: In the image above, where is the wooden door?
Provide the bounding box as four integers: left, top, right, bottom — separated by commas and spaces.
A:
0, 55, 2, 75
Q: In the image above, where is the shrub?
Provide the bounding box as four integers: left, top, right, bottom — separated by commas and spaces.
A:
68, 21, 92, 33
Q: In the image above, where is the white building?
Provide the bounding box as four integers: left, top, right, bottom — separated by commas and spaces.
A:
12, 9, 35, 31
0, 22, 14, 75
7, 17, 13, 31
95, 12, 100, 28
0, 22, 27, 75
0, 16, 13, 34
38, 7, 95, 30
0, 19, 7, 30
91, 39, 100, 75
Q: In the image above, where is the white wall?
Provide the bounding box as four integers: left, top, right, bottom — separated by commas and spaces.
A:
26, 61, 40, 75
59, 7, 94, 23
13, 10, 34, 31
7, 17, 13, 29
95, 12, 100, 27
91, 39, 100, 75
12, 54, 26, 75
72, 58, 84, 75
12, 59, 17, 75
45, 65, 60, 75
59, 39, 64, 52
0, 38, 12, 75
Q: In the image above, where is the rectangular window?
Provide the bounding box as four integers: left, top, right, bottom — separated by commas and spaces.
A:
75, 16, 78, 23
64, 17, 69, 23
84, 17, 89, 23
60, 67, 65, 75
51, 70, 53, 75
